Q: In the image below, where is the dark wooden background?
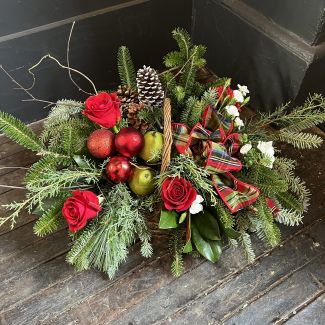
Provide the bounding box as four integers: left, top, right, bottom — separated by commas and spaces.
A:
0, 0, 191, 123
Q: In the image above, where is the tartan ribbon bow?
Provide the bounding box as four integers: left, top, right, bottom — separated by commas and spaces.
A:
172, 105, 259, 213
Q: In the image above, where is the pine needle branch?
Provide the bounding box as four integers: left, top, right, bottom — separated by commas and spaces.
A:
117, 46, 137, 89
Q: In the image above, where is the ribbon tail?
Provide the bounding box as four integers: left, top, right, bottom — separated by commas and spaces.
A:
212, 173, 260, 213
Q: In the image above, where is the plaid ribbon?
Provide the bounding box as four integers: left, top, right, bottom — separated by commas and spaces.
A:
172, 105, 259, 213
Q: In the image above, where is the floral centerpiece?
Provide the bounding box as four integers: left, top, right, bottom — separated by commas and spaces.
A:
0, 28, 324, 278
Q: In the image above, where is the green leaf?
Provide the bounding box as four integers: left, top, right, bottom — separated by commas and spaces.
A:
179, 211, 187, 224
192, 210, 221, 240
191, 222, 222, 263
208, 207, 240, 239
159, 210, 179, 229
183, 240, 193, 253
73, 155, 91, 168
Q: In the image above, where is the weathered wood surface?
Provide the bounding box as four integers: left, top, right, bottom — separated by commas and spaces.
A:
0, 124, 324, 325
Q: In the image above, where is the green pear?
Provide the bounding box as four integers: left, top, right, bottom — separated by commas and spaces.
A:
128, 166, 156, 196
139, 131, 164, 164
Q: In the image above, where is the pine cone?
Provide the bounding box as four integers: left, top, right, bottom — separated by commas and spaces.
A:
136, 66, 164, 108
117, 85, 139, 116
127, 102, 150, 132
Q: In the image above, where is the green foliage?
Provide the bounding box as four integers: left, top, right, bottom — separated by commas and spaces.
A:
163, 28, 207, 107
66, 184, 152, 279
169, 228, 185, 277
277, 130, 323, 149
239, 232, 255, 263
274, 157, 310, 210
136, 105, 163, 126
44, 99, 83, 128
254, 93, 325, 130
0, 111, 43, 152
117, 46, 137, 89
241, 163, 288, 197
2, 157, 102, 228
180, 88, 217, 127
33, 200, 65, 237
253, 200, 281, 247
275, 191, 304, 212
275, 209, 303, 226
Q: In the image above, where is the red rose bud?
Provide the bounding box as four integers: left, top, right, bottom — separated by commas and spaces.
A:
161, 177, 197, 212
62, 190, 102, 232
83, 92, 122, 128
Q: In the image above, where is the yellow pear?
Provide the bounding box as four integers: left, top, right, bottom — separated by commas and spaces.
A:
128, 166, 156, 196
139, 131, 164, 164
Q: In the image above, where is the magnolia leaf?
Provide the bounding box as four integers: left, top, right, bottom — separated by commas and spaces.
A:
191, 222, 222, 263
208, 207, 240, 239
183, 240, 193, 253
159, 210, 179, 229
192, 210, 221, 240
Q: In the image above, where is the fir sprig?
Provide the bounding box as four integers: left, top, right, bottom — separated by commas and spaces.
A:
0, 111, 44, 152
169, 229, 185, 277
117, 46, 137, 89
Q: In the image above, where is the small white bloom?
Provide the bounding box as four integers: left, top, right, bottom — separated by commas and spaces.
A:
234, 117, 244, 129
240, 143, 252, 155
190, 195, 204, 215
237, 84, 250, 96
233, 90, 244, 103
225, 105, 239, 118
257, 141, 275, 157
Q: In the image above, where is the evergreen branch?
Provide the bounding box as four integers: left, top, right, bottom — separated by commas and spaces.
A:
169, 229, 185, 277
44, 99, 83, 128
117, 46, 136, 89
239, 231, 255, 263
254, 200, 281, 247
275, 209, 303, 226
172, 28, 191, 60
0, 111, 43, 152
275, 191, 304, 212
277, 130, 323, 149
33, 200, 64, 237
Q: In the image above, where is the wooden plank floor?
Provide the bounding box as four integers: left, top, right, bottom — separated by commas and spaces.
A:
0, 123, 324, 325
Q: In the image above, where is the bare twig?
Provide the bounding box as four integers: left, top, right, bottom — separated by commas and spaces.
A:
0, 64, 57, 106
67, 22, 94, 96
28, 54, 98, 95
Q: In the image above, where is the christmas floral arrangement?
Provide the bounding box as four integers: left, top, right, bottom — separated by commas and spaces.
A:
0, 28, 324, 278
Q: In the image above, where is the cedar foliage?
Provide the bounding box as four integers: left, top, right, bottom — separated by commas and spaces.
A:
66, 184, 152, 279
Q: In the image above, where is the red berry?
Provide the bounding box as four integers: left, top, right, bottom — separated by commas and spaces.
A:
106, 156, 133, 183
87, 129, 115, 159
115, 127, 144, 158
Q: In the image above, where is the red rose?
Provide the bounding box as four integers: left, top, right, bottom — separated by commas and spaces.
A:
83, 92, 122, 128
62, 190, 102, 232
162, 177, 197, 212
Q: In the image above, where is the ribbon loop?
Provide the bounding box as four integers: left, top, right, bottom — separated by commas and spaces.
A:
172, 105, 259, 213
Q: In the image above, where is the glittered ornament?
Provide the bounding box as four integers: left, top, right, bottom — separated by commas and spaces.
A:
106, 156, 133, 183
87, 129, 115, 159
115, 127, 144, 158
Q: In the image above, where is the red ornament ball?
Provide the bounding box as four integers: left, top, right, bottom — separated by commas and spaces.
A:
115, 127, 144, 158
87, 129, 115, 159
106, 156, 133, 183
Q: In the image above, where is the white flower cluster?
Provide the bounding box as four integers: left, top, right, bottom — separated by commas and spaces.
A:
240, 141, 275, 168
190, 194, 204, 214
224, 84, 249, 130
